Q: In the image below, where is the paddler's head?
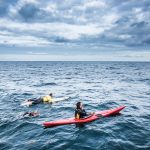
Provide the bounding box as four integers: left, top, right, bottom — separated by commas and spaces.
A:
76, 102, 83, 109
49, 93, 53, 97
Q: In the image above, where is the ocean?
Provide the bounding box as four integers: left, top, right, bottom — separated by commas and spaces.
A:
0, 61, 149, 150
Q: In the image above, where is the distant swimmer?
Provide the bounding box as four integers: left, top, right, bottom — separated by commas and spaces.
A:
27, 93, 53, 106
23, 111, 39, 117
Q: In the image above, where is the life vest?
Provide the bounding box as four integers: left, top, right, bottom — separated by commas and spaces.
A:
42, 95, 53, 103
75, 108, 86, 119
75, 109, 81, 119
76, 113, 80, 119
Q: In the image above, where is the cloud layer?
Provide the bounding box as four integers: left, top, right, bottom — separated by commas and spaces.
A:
0, 0, 150, 49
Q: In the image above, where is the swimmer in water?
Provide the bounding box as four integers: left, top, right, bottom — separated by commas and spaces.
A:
27, 93, 53, 106
23, 111, 39, 117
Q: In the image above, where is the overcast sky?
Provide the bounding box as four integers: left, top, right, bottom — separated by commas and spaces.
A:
0, 0, 150, 61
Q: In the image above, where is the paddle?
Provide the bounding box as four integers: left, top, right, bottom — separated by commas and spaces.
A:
95, 114, 103, 118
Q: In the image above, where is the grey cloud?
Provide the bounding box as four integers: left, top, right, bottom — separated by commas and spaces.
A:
18, 3, 39, 21
143, 38, 150, 44
54, 37, 70, 43
0, 0, 18, 16
0, 5, 8, 17
102, 0, 150, 46
0, 0, 150, 48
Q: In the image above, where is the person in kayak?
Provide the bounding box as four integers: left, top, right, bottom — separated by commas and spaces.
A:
75, 102, 88, 119
27, 93, 53, 105
75, 102, 94, 119
23, 111, 39, 117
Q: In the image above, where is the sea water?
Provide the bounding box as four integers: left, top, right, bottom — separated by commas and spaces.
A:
0, 61, 149, 150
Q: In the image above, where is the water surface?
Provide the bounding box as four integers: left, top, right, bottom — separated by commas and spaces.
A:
0, 61, 150, 150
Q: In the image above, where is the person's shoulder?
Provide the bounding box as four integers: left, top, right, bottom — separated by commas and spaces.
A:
75, 108, 82, 112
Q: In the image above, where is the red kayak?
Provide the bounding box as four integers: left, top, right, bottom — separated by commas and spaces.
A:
43, 106, 125, 128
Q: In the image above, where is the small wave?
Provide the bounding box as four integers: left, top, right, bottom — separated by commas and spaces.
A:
130, 105, 138, 110
65, 77, 72, 79
121, 78, 135, 82
138, 78, 150, 81
42, 82, 57, 86
84, 81, 92, 84
34, 82, 57, 87
12, 79, 24, 82
0, 142, 12, 149
106, 66, 119, 70
22, 93, 33, 96
138, 78, 150, 84
98, 101, 119, 109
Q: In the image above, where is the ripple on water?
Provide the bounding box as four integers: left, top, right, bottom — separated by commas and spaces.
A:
0, 61, 150, 150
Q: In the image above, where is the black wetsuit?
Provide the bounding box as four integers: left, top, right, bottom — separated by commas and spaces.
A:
23, 112, 36, 117
28, 98, 42, 104
75, 108, 87, 119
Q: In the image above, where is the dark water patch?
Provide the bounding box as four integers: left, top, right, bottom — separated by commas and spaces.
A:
144, 91, 150, 95
121, 78, 135, 82
0, 120, 19, 137
138, 78, 150, 82
65, 72, 73, 76
106, 66, 119, 70
130, 105, 139, 110
34, 82, 57, 87
12, 79, 24, 82
22, 93, 33, 96
138, 78, 150, 85
116, 72, 122, 74
106, 140, 135, 150
0, 141, 12, 150
84, 81, 102, 84
100, 101, 119, 108
11, 92, 20, 96
113, 89, 120, 92
65, 77, 72, 79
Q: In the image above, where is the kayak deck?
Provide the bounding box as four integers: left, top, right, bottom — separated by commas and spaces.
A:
43, 106, 125, 128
